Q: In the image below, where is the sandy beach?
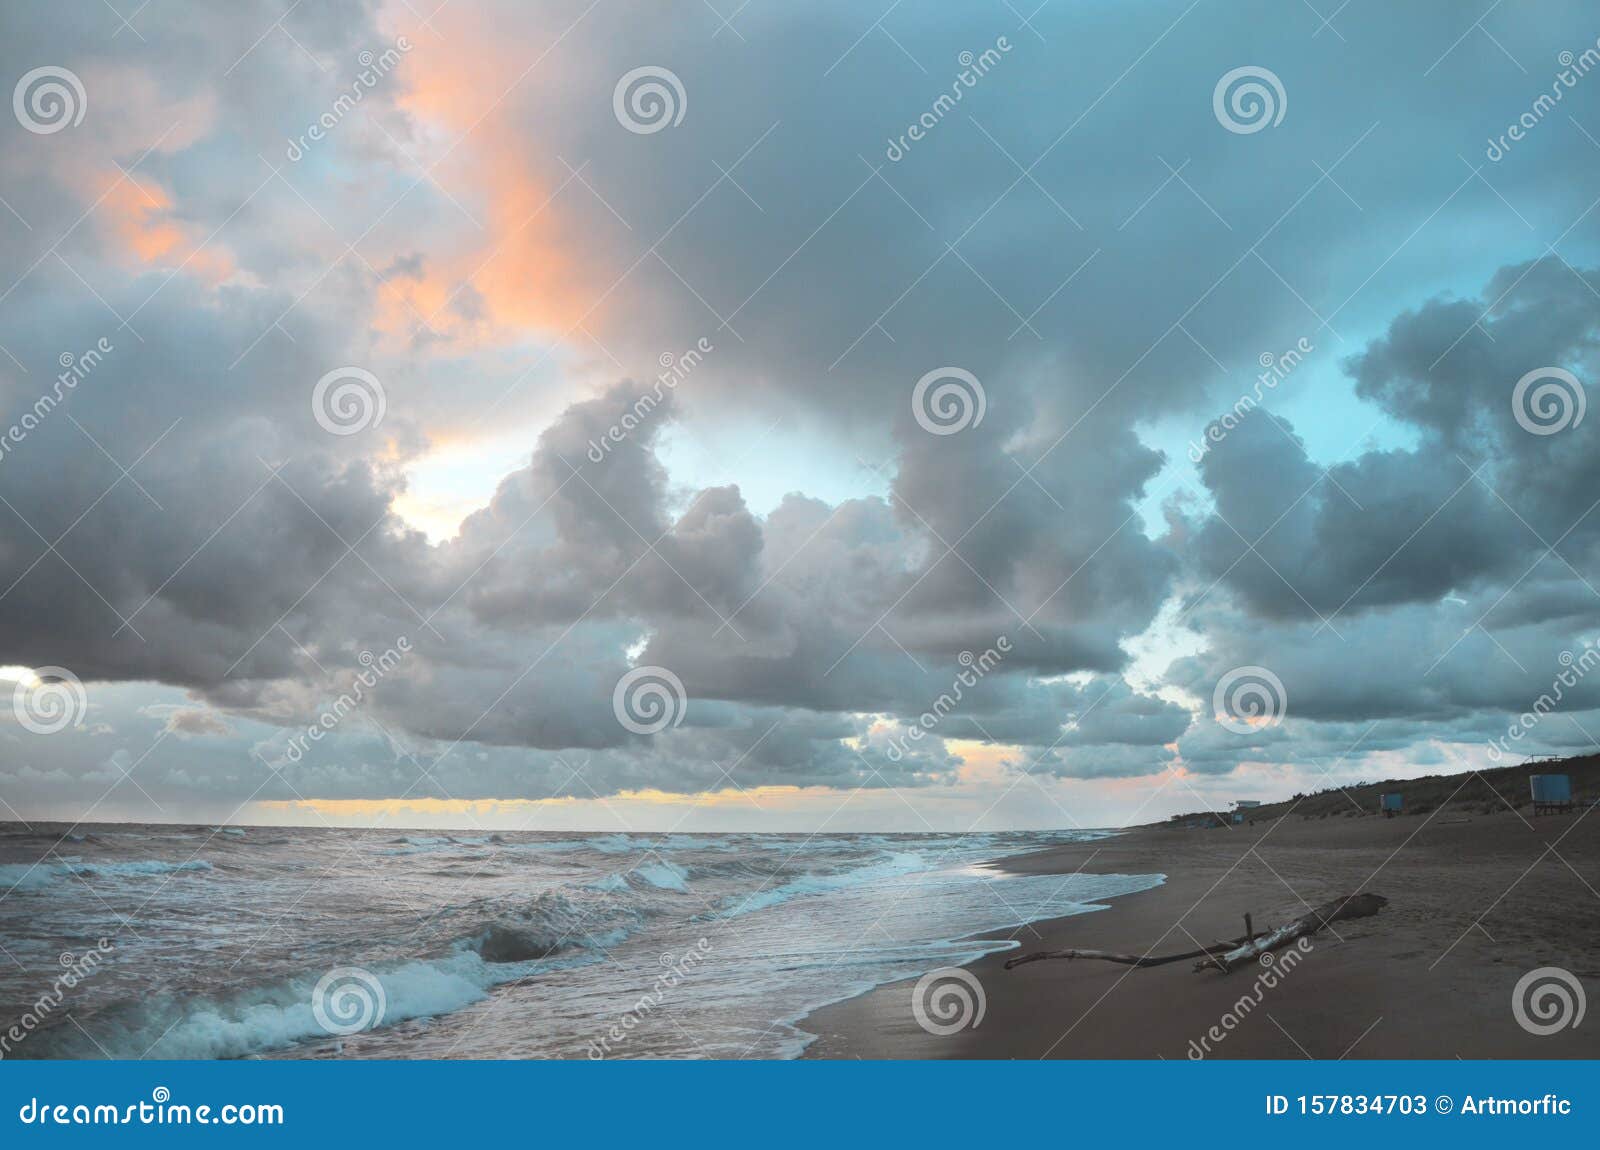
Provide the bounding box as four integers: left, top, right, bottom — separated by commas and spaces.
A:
802, 806, 1600, 1059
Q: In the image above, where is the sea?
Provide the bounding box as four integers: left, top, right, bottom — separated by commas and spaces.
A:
0, 824, 1163, 1059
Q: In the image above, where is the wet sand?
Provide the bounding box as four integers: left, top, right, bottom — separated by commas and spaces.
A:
801, 806, 1600, 1058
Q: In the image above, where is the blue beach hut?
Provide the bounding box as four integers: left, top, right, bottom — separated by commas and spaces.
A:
1530, 774, 1573, 815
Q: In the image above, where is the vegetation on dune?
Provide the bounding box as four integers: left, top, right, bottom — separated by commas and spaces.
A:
1156, 753, 1600, 828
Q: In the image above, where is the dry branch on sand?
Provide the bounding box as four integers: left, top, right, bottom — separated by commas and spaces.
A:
1003, 893, 1388, 975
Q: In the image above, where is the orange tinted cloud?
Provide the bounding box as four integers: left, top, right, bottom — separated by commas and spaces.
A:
98, 172, 232, 283
382, 11, 596, 342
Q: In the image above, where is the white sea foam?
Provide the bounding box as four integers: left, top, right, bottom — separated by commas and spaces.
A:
583, 834, 637, 854
81, 952, 500, 1059
718, 850, 929, 917
631, 860, 689, 891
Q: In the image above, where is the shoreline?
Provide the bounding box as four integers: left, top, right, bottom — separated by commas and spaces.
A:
800, 810, 1600, 1058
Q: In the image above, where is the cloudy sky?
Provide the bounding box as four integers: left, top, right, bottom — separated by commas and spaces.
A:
2, 0, 1598, 831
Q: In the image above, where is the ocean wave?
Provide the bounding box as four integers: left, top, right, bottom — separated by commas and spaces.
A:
0, 864, 55, 893
27, 923, 608, 1060
0, 858, 212, 893
716, 850, 929, 918
583, 834, 637, 854
466, 889, 615, 962
71, 859, 213, 878
630, 860, 689, 892
472, 923, 564, 963
489, 834, 727, 859
26, 952, 500, 1060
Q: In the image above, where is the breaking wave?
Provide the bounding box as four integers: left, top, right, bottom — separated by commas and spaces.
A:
0, 858, 212, 893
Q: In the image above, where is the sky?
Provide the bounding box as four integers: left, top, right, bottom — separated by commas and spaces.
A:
2, 0, 1600, 832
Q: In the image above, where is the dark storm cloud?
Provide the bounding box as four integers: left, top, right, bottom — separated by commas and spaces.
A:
1185, 258, 1600, 627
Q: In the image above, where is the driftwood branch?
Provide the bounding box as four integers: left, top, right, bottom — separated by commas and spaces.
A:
1004, 930, 1264, 970
1003, 893, 1387, 975
1192, 893, 1387, 973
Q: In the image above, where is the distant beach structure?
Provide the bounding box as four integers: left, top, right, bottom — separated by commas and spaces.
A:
1530, 773, 1573, 815
1380, 792, 1404, 817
